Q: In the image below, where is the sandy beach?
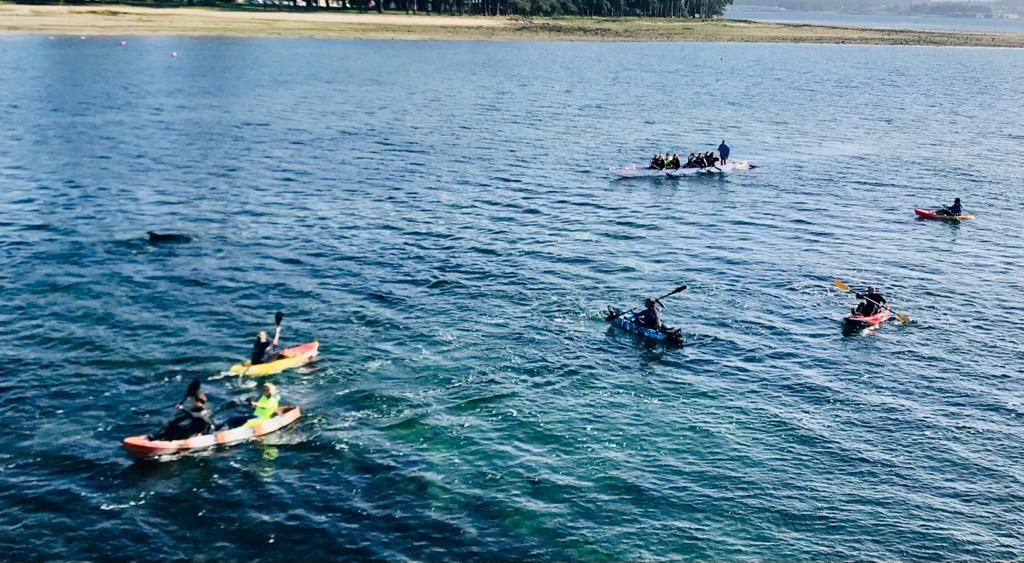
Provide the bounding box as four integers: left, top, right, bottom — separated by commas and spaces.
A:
2, 3, 1024, 46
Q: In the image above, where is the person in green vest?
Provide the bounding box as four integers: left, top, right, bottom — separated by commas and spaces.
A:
221, 383, 280, 429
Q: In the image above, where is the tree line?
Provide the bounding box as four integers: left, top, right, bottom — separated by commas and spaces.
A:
21, 0, 733, 17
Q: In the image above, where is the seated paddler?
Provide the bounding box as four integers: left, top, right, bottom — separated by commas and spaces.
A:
938, 197, 962, 216
852, 286, 887, 316
149, 391, 215, 441
251, 311, 285, 366
633, 298, 664, 330
221, 383, 281, 430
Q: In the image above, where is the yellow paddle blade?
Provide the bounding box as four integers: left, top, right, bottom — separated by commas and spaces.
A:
895, 312, 912, 323
833, 279, 850, 292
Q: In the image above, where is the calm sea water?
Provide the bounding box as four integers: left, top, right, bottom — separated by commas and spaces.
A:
727, 7, 1024, 32
1, 36, 1024, 560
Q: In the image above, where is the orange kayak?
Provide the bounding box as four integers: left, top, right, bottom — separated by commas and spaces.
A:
123, 406, 301, 459
914, 208, 974, 221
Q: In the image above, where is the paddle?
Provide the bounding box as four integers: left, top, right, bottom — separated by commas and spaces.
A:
833, 279, 911, 323
605, 285, 688, 322
132, 377, 200, 416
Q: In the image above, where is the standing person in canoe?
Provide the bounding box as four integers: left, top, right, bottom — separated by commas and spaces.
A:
148, 389, 215, 441
221, 383, 281, 430
936, 197, 963, 217
852, 286, 887, 316
718, 141, 730, 165
634, 297, 665, 330
251, 311, 285, 366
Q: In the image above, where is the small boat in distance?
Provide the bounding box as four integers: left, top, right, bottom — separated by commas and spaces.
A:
611, 160, 754, 178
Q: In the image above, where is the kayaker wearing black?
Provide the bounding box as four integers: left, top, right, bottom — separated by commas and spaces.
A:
852, 286, 887, 316
149, 392, 214, 441
221, 383, 281, 430
937, 197, 962, 216
718, 141, 730, 165
634, 298, 664, 330
251, 313, 284, 365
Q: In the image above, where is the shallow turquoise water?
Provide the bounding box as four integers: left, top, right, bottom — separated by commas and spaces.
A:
1, 37, 1023, 559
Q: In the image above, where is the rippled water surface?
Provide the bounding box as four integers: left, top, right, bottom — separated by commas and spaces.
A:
1, 37, 1024, 560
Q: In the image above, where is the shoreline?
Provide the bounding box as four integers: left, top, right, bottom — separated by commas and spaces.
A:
3, 4, 1024, 46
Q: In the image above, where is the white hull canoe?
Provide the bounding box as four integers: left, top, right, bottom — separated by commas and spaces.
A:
610, 160, 752, 178
123, 406, 301, 459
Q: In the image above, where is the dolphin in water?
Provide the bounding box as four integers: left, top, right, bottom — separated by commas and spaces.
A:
147, 231, 194, 244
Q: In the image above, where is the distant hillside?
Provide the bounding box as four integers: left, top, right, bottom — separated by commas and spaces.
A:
734, 0, 913, 12
732, 0, 1020, 16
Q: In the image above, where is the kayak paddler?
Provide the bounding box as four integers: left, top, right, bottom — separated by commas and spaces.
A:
937, 197, 962, 216
149, 391, 215, 441
251, 311, 285, 365
718, 141, 730, 165
852, 286, 887, 316
634, 297, 664, 330
221, 383, 281, 430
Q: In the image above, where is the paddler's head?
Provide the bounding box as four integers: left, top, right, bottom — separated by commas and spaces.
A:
645, 298, 656, 309
193, 391, 207, 406
867, 286, 877, 294
258, 330, 267, 341
262, 383, 276, 397
954, 198, 961, 204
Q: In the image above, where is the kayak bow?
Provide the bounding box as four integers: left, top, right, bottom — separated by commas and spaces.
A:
843, 308, 892, 329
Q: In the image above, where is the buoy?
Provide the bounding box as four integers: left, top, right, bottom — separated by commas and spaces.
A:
171, 51, 177, 57
120, 40, 126, 46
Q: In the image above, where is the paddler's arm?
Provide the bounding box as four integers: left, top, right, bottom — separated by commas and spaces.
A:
272, 324, 281, 348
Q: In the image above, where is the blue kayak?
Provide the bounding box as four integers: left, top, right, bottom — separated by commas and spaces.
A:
606, 308, 684, 345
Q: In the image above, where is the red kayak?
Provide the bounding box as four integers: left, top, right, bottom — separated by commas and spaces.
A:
844, 308, 892, 328
914, 208, 974, 221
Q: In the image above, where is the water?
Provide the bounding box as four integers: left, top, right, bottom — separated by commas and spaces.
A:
2, 36, 1024, 559
727, 6, 1024, 33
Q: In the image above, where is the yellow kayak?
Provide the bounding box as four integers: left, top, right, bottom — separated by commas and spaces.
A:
228, 341, 319, 377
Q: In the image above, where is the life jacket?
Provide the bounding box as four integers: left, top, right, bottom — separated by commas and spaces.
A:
252, 394, 279, 420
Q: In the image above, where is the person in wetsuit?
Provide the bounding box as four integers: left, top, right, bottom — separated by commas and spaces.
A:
149, 392, 215, 441
251, 328, 280, 366
633, 298, 663, 330
937, 197, 963, 216
853, 286, 887, 316
718, 141, 730, 165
